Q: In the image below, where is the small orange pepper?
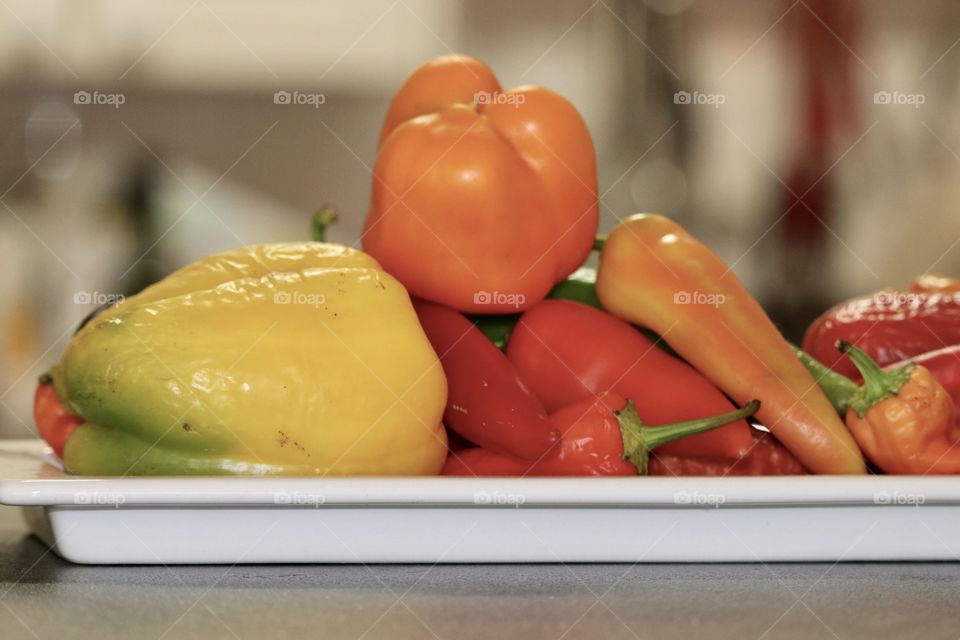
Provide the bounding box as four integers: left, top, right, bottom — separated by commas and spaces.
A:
839, 341, 960, 474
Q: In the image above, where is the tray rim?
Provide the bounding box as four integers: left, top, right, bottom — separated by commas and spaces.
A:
0, 439, 953, 508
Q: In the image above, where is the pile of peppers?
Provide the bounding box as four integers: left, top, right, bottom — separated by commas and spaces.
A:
33, 53, 960, 478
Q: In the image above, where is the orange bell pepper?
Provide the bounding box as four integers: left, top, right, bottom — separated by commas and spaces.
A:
363, 54, 598, 313
595, 213, 866, 475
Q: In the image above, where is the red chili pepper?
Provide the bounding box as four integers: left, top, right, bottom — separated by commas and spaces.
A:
33, 374, 83, 458
649, 429, 809, 476
802, 290, 960, 379
504, 300, 753, 462
442, 391, 760, 476
412, 298, 556, 459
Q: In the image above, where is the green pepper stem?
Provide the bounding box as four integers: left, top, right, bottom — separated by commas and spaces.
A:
837, 341, 915, 418
311, 205, 339, 242
616, 398, 760, 475
593, 235, 607, 252
790, 342, 859, 415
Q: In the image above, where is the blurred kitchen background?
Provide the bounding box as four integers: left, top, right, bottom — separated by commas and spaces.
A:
1, 0, 959, 438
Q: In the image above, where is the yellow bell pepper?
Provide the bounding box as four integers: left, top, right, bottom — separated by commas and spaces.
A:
54, 242, 448, 476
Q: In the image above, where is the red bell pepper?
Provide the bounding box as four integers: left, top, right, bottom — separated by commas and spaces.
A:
504, 300, 753, 462
412, 298, 556, 459
34, 374, 83, 458
908, 274, 960, 294
443, 391, 759, 476
802, 289, 960, 379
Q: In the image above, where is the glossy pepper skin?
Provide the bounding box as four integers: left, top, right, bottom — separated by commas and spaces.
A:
443, 391, 760, 476
649, 429, 809, 476
33, 375, 83, 458
596, 213, 866, 475
802, 289, 960, 380
363, 54, 598, 313
54, 242, 448, 476
838, 342, 960, 474
506, 300, 753, 462
469, 267, 602, 349
412, 298, 556, 459
908, 273, 960, 294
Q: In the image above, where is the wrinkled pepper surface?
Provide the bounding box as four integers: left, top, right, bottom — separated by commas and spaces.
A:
837, 341, 960, 474
443, 391, 759, 476
802, 288, 960, 380
506, 300, 753, 461
363, 54, 598, 313
596, 213, 866, 475
53, 242, 448, 476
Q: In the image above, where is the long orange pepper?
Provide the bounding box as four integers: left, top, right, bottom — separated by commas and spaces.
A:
595, 213, 866, 475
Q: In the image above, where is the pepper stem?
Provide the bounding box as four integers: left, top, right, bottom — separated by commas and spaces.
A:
311, 205, 339, 242
790, 342, 859, 415
615, 399, 760, 475
593, 235, 607, 252
837, 341, 915, 418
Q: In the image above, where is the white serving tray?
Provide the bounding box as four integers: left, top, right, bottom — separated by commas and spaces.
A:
1, 439, 958, 564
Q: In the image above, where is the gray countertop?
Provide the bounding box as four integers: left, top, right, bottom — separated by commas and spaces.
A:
1, 506, 959, 639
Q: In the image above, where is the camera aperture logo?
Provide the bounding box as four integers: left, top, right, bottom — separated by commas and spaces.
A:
273, 491, 326, 506
473, 91, 526, 108
673, 90, 725, 109
74, 90, 125, 109
873, 90, 924, 109
872, 291, 927, 307
473, 290, 526, 308
473, 490, 526, 506
673, 290, 725, 308
274, 291, 326, 307
74, 291, 125, 306
874, 490, 925, 506
673, 490, 725, 507
74, 491, 125, 507
273, 90, 326, 108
